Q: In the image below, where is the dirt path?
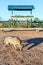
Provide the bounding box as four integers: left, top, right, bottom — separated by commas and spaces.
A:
0, 30, 43, 65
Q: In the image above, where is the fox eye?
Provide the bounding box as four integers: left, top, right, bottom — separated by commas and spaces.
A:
15, 44, 18, 47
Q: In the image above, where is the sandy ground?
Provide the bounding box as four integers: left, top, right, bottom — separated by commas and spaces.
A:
0, 30, 43, 65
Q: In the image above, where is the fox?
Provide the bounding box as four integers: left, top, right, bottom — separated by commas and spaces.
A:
4, 36, 24, 51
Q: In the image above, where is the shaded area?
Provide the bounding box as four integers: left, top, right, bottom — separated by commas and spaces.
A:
23, 38, 43, 50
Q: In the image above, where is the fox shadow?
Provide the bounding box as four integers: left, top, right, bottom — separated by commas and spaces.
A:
22, 38, 43, 50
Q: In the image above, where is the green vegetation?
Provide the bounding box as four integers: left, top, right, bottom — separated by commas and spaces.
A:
0, 18, 43, 28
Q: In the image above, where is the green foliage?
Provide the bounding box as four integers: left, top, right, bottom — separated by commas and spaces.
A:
0, 18, 43, 28
34, 18, 40, 23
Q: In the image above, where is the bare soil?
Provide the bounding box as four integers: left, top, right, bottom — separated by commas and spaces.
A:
0, 30, 43, 65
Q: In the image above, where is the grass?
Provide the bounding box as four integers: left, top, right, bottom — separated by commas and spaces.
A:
0, 20, 43, 28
